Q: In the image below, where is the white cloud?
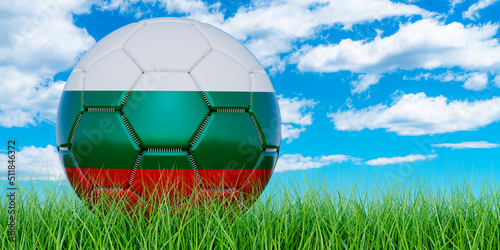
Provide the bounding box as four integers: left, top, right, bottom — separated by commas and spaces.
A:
329, 92, 500, 136
278, 95, 317, 143
432, 141, 500, 149
95, 0, 430, 72
0, 69, 65, 127
351, 74, 382, 94
463, 0, 499, 20
404, 72, 431, 81
450, 0, 465, 6
494, 75, 500, 87
463, 72, 489, 90
365, 154, 437, 166
431, 71, 468, 82
0, 0, 430, 127
279, 95, 317, 126
296, 19, 500, 90
281, 124, 306, 143
0, 144, 64, 180
276, 153, 357, 172
405, 71, 492, 90
0, 0, 95, 127
216, 0, 430, 72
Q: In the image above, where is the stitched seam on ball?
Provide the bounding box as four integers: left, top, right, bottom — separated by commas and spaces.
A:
87, 108, 115, 112
82, 73, 86, 106
188, 154, 204, 188
129, 189, 153, 207
188, 49, 212, 73
122, 49, 145, 72
70, 114, 83, 145
121, 72, 144, 106
240, 153, 263, 188
122, 23, 146, 48
190, 115, 210, 146
189, 75, 211, 108
216, 109, 245, 113
249, 73, 253, 107
191, 23, 213, 51
70, 152, 91, 186
121, 23, 146, 72
213, 49, 251, 73
128, 154, 142, 186
250, 115, 264, 147
144, 68, 188, 73
85, 49, 121, 71
204, 187, 237, 191
171, 189, 200, 211
121, 115, 141, 147
147, 148, 182, 152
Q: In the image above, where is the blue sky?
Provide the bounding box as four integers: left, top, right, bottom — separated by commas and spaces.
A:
1, 0, 500, 187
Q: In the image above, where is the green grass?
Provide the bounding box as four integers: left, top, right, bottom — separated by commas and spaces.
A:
1, 172, 500, 249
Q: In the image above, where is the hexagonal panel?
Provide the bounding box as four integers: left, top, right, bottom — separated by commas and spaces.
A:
124, 21, 210, 72
71, 111, 141, 188
130, 151, 199, 206
123, 72, 209, 148
191, 112, 262, 188
249, 74, 281, 148
75, 22, 143, 71
84, 50, 142, 108
194, 23, 264, 71
57, 72, 84, 147
58, 150, 92, 202
240, 151, 278, 205
191, 51, 250, 109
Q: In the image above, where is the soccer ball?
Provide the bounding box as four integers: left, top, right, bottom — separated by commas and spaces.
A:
56, 17, 281, 213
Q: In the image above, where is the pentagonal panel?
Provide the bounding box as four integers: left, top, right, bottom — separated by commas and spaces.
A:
191, 51, 250, 109
57, 72, 84, 147
71, 111, 141, 188
249, 72, 281, 148
58, 150, 92, 202
130, 151, 198, 205
75, 23, 143, 71
123, 73, 209, 148
194, 23, 264, 71
191, 112, 262, 188
240, 151, 278, 205
124, 22, 210, 72
84, 50, 142, 108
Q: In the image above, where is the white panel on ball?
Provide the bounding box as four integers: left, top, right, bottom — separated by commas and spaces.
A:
250, 71, 275, 93
191, 50, 250, 92
64, 71, 85, 91
75, 23, 143, 71
133, 72, 199, 91
194, 23, 264, 72
124, 22, 211, 72
85, 50, 142, 91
